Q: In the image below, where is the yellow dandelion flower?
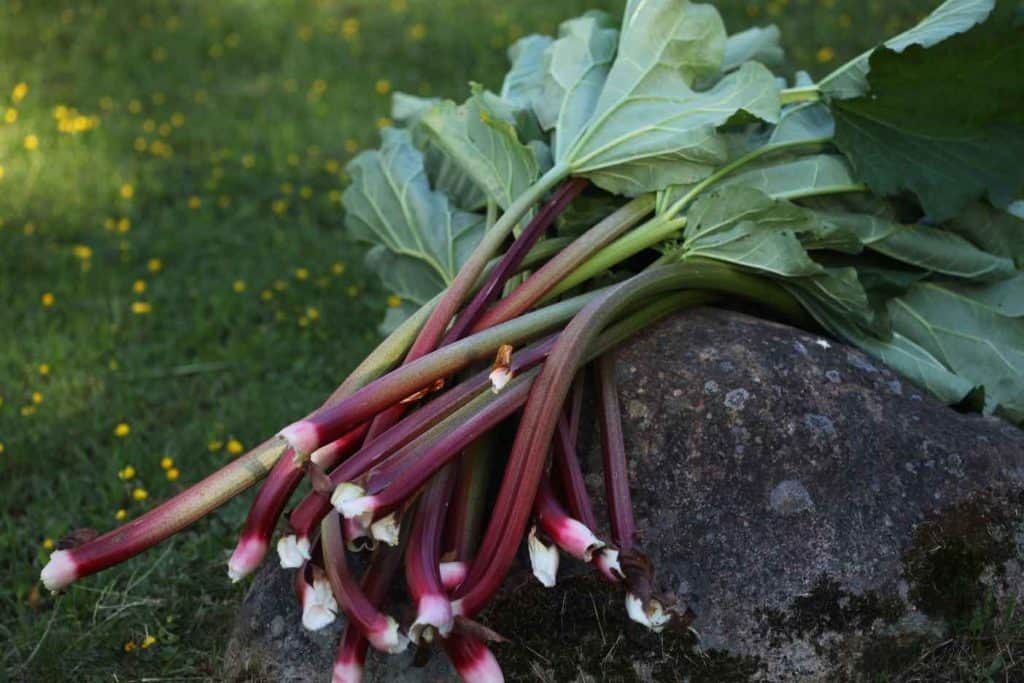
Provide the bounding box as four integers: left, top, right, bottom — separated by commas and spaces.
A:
273, 279, 288, 291
131, 301, 152, 314
187, 196, 201, 210
194, 89, 208, 104
271, 199, 288, 215
375, 79, 392, 95
287, 153, 300, 166
42, 537, 55, 550
41, 292, 55, 307
118, 465, 136, 480
12, 82, 28, 102
280, 181, 294, 195
390, 0, 408, 12
4, 107, 17, 124
133, 136, 148, 152
23, 134, 39, 151
816, 46, 836, 64
260, 289, 273, 301
209, 43, 224, 59
298, 316, 309, 328
142, 119, 156, 133
225, 33, 241, 48
295, 267, 309, 281
297, 26, 313, 42
387, 294, 402, 308
242, 154, 255, 169
409, 23, 427, 41
115, 508, 127, 520
133, 280, 147, 294
328, 190, 342, 204
332, 262, 346, 275
306, 307, 320, 320
0, 165, 5, 180
300, 186, 313, 200
344, 139, 359, 154
324, 159, 340, 174
99, 96, 114, 111
152, 46, 167, 62
23, 222, 36, 235
208, 440, 223, 452
148, 258, 163, 272
158, 122, 172, 137
141, 635, 157, 649
0, 442, 4, 455
120, 184, 134, 199
342, 18, 360, 38
72, 244, 93, 260
227, 439, 244, 455
31, 391, 43, 404
38, 363, 50, 376
160, 456, 173, 470
118, 217, 131, 233
232, 279, 246, 293
166, 467, 180, 481
132, 487, 148, 501
20, 405, 37, 417
128, 99, 142, 114
123, 641, 137, 653
114, 423, 131, 437
376, 117, 392, 129
346, 285, 359, 298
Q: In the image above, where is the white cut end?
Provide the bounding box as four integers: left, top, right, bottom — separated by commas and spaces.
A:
367, 616, 409, 654
488, 367, 512, 394
278, 421, 320, 458
451, 598, 465, 617
227, 537, 268, 582
301, 575, 339, 631
410, 594, 454, 643
457, 643, 505, 683
331, 483, 375, 524
553, 517, 605, 561
625, 593, 670, 633
276, 535, 312, 568
343, 516, 374, 552
593, 548, 623, 582
40, 550, 78, 592
439, 561, 468, 591
527, 526, 559, 588
310, 440, 341, 466
331, 659, 363, 683
369, 512, 400, 546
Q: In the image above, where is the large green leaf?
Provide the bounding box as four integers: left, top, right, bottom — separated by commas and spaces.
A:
501, 35, 553, 112
782, 266, 882, 335
681, 187, 823, 277
819, 0, 996, 98
391, 92, 487, 211
889, 281, 1024, 420
722, 25, 785, 73
342, 128, 485, 311
421, 87, 540, 210
562, 0, 780, 195
533, 11, 619, 159
942, 273, 1024, 317
943, 202, 1024, 268
817, 212, 1016, 281
718, 154, 859, 199
829, 7, 1024, 220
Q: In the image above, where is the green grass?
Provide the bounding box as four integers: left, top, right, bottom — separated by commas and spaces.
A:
0, 0, 979, 680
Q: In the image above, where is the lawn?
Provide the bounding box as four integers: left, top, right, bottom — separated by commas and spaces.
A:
1, 0, 957, 680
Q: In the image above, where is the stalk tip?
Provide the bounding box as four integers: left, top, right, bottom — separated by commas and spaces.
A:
40, 550, 78, 592
594, 547, 624, 582
369, 512, 400, 546
625, 593, 670, 632
279, 421, 320, 459
331, 659, 363, 683
276, 534, 312, 568
368, 616, 409, 654
301, 573, 339, 631
527, 527, 559, 588
410, 593, 454, 643
439, 560, 468, 591
227, 537, 268, 582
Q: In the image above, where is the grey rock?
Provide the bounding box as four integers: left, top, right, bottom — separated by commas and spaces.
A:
224, 309, 1024, 682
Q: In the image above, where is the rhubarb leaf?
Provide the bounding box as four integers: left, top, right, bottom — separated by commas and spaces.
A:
502, 35, 554, 112
718, 154, 858, 199
722, 25, 785, 72
889, 281, 1024, 421
421, 87, 540, 210
943, 202, 1024, 268
532, 11, 618, 159
819, 0, 996, 98
343, 128, 485, 320
563, 0, 781, 195
829, 7, 1024, 220
817, 212, 1016, 281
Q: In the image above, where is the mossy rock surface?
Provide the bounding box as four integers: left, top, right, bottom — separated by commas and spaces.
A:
224, 309, 1024, 682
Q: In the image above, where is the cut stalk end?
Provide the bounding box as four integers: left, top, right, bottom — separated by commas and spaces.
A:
301, 572, 339, 631
439, 560, 468, 591
594, 547, 623, 582
367, 616, 409, 654
410, 593, 454, 643
625, 593, 670, 632
276, 534, 312, 569
227, 537, 268, 582
527, 526, 559, 588
369, 512, 400, 547
331, 659, 363, 683
279, 422, 320, 461
40, 550, 78, 592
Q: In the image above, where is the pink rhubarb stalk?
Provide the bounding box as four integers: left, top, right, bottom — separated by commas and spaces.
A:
534, 475, 604, 562
443, 632, 505, 683
321, 511, 408, 654
406, 465, 457, 643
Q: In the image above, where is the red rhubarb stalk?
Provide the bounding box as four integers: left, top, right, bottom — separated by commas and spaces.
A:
406, 465, 457, 643
597, 355, 636, 552
534, 475, 604, 562
443, 632, 505, 683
